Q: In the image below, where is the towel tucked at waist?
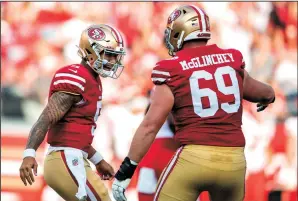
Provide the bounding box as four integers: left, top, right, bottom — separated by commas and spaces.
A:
47, 146, 88, 201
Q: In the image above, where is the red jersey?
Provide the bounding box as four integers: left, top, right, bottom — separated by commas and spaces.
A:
47, 64, 102, 153
151, 44, 246, 147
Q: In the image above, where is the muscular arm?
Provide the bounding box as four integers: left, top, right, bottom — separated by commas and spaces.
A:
25, 92, 81, 150
243, 70, 275, 104
128, 84, 174, 163
146, 104, 175, 133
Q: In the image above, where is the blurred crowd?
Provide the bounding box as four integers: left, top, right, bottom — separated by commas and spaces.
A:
1, 2, 297, 201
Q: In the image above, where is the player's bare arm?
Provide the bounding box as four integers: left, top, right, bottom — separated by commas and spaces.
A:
128, 84, 174, 162
112, 84, 174, 201
87, 145, 97, 159
146, 103, 175, 133
26, 92, 81, 150
243, 70, 275, 112
20, 92, 81, 186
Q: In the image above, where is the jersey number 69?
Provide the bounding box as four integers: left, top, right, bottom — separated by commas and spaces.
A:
189, 66, 240, 118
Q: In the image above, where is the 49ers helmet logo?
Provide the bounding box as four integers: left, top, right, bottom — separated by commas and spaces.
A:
88, 27, 106, 41
168, 10, 181, 24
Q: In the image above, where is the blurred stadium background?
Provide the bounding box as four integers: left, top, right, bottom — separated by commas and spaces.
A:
1, 2, 297, 201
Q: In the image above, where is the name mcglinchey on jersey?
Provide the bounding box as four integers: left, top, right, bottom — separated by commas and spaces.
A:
180, 53, 235, 71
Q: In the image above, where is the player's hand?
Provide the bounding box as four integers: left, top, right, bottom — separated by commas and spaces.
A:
112, 157, 138, 201
112, 178, 131, 201
19, 157, 38, 186
96, 160, 115, 180
256, 102, 269, 112
257, 97, 275, 112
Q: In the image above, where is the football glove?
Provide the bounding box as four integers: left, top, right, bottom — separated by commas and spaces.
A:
257, 97, 275, 112
112, 157, 138, 201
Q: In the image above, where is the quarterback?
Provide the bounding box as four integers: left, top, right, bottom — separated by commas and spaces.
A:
19, 24, 126, 201
112, 5, 275, 201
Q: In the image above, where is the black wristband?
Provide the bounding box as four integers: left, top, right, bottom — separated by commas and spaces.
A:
115, 157, 138, 181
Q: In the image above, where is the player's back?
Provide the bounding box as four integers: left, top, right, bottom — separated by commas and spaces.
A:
152, 44, 246, 147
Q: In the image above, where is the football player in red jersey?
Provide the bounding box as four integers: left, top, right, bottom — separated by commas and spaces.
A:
112, 5, 275, 201
19, 24, 126, 201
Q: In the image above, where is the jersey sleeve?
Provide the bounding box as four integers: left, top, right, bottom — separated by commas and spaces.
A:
240, 54, 245, 69
234, 49, 245, 69
151, 62, 172, 85
50, 67, 87, 96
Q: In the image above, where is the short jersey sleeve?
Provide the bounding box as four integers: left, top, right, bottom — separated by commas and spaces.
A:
151, 62, 172, 85
240, 54, 245, 69
50, 66, 87, 96
234, 49, 245, 69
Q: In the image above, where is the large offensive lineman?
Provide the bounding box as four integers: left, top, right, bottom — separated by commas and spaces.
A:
19, 24, 126, 201
112, 5, 275, 201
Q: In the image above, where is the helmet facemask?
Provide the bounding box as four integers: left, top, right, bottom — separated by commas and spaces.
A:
88, 41, 125, 79
164, 28, 176, 56
164, 27, 186, 57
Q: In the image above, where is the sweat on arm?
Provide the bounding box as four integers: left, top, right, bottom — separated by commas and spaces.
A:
25, 92, 81, 150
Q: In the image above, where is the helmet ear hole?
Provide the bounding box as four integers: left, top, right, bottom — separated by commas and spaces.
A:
174, 32, 180, 38
85, 48, 92, 54
183, 9, 187, 14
